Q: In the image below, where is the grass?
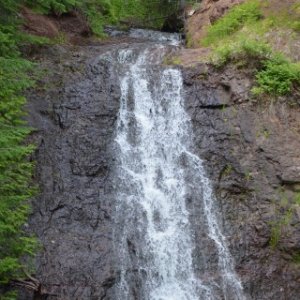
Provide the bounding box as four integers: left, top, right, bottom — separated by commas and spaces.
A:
202, 0, 262, 46
269, 208, 292, 249
295, 193, 300, 205
292, 252, 300, 264
269, 190, 300, 249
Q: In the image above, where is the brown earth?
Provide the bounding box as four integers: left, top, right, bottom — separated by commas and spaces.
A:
21, 7, 92, 44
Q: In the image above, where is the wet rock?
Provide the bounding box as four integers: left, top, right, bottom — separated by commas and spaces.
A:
25, 45, 122, 300
183, 62, 300, 300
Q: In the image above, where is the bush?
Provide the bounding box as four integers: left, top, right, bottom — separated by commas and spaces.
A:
0, 2, 39, 299
253, 55, 300, 96
0, 56, 38, 298
25, 0, 77, 14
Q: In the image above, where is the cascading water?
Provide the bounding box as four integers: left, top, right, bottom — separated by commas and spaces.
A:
113, 31, 247, 300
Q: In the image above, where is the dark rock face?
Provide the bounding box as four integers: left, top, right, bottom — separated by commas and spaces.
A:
183, 64, 300, 300
24, 42, 300, 300
25, 45, 122, 300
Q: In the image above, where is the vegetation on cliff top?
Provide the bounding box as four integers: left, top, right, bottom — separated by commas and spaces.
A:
25, 0, 182, 35
202, 0, 300, 97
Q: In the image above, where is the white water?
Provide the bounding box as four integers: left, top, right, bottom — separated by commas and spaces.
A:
114, 38, 246, 300
129, 28, 181, 46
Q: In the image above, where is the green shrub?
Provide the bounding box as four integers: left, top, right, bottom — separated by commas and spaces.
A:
25, 0, 181, 35
0, 56, 38, 298
203, 0, 262, 46
0, 2, 39, 298
25, 0, 77, 14
253, 55, 300, 96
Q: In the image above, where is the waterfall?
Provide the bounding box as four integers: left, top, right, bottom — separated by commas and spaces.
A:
113, 33, 246, 300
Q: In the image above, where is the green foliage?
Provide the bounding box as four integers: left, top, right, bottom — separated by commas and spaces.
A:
0, 291, 18, 300
0, 28, 19, 58
253, 55, 300, 96
269, 208, 292, 249
211, 35, 272, 66
26, 0, 77, 14
269, 190, 299, 249
203, 0, 262, 46
295, 193, 300, 205
25, 0, 181, 35
292, 252, 300, 264
0, 1, 39, 298
109, 0, 177, 27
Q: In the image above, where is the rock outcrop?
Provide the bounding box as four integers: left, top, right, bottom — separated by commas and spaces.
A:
183, 63, 300, 299
24, 45, 121, 299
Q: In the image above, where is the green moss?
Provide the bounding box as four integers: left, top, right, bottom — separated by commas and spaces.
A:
163, 55, 182, 66
186, 32, 193, 48
292, 252, 300, 264
269, 221, 281, 249
244, 170, 253, 181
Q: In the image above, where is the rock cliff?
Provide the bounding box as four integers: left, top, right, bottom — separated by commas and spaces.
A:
183, 63, 300, 299
24, 45, 121, 299
22, 41, 300, 299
